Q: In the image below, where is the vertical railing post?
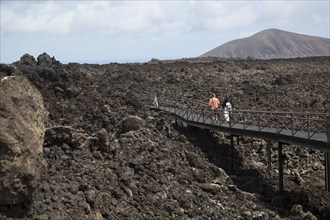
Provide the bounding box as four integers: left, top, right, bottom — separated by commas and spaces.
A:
205, 110, 208, 123
258, 112, 261, 131
276, 113, 279, 134
291, 113, 293, 136
243, 112, 246, 129
307, 113, 310, 139
230, 135, 234, 171
327, 115, 330, 142
229, 111, 232, 128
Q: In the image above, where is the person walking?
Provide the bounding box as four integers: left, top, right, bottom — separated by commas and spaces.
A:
153, 94, 159, 108
209, 93, 220, 122
222, 96, 233, 122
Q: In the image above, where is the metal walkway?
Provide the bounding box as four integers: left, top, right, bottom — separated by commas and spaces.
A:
145, 98, 330, 193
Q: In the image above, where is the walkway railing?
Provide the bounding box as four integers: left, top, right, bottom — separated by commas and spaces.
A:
143, 97, 329, 144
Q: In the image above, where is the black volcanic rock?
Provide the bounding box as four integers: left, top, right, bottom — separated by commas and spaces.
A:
0, 54, 329, 219
121, 115, 146, 133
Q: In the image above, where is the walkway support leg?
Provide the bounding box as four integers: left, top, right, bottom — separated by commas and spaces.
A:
278, 142, 284, 194
326, 152, 330, 191
326, 118, 330, 191
267, 140, 272, 172
230, 135, 234, 172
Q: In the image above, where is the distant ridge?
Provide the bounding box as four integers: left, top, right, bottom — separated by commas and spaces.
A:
200, 28, 330, 59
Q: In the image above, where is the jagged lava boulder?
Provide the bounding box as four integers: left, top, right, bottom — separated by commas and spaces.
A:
121, 115, 146, 133
0, 75, 48, 205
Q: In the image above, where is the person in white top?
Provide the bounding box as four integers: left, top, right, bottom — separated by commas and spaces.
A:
153, 94, 159, 108
222, 96, 233, 122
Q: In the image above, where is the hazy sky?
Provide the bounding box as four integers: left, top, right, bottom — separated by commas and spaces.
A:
1, 0, 329, 64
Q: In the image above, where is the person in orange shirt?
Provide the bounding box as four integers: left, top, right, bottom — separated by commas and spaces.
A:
209, 93, 220, 122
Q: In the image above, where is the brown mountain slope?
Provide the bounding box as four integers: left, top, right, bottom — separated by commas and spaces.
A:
200, 28, 330, 59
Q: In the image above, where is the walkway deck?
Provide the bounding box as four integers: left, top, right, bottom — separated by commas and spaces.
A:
154, 105, 329, 151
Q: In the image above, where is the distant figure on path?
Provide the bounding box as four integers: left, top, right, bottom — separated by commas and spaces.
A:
222, 96, 233, 122
153, 94, 159, 108
209, 93, 220, 122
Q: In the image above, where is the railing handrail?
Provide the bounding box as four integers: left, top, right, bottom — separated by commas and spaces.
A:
143, 96, 329, 142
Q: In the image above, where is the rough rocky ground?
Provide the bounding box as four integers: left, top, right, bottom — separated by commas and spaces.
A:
0, 53, 329, 219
